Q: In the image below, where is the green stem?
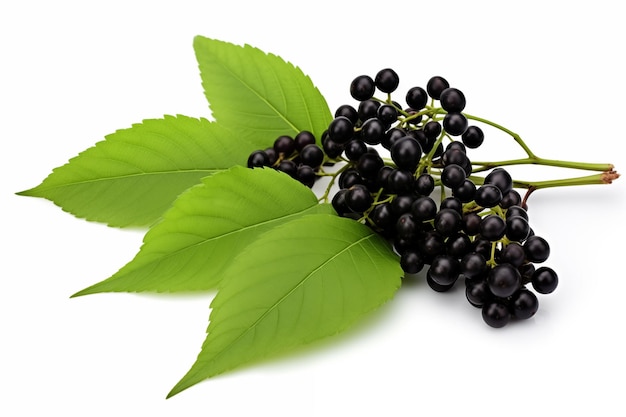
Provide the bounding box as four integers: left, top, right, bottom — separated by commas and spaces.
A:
469, 171, 619, 189
471, 156, 615, 173
464, 113, 536, 158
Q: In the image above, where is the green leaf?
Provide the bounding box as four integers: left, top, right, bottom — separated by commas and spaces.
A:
17, 115, 259, 227
167, 213, 402, 398
72, 166, 333, 296
194, 36, 332, 144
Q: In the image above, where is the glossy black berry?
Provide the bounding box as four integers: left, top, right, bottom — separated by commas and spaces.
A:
334, 104, 359, 124
338, 169, 362, 189
322, 136, 343, 159
429, 255, 460, 286
374, 68, 400, 93
506, 216, 531, 242
356, 153, 384, 179
247, 150, 270, 168
439, 87, 466, 112
441, 164, 467, 189
475, 184, 503, 208
360, 118, 385, 145
328, 116, 354, 144
488, 263, 521, 298
395, 213, 419, 240
400, 249, 425, 274
461, 125, 484, 149
377, 104, 399, 125
299, 144, 324, 168
350, 75, 375, 101
485, 168, 513, 196
466, 280, 490, 307
411, 196, 438, 221
415, 173, 435, 196
274, 135, 296, 156
406, 86, 428, 110
479, 214, 507, 241
511, 288, 539, 320
370, 202, 394, 230
434, 208, 463, 237
294, 131, 316, 151
426, 76, 450, 100
277, 159, 297, 177
443, 112, 468, 136
386, 169, 415, 194
532, 267, 558, 294
358, 100, 380, 121
482, 301, 511, 328
461, 252, 488, 279
345, 184, 373, 213
524, 236, 550, 263
453, 179, 477, 203
296, 164, 316, 187
390, 136, 422, 171
499, 242, 526, 268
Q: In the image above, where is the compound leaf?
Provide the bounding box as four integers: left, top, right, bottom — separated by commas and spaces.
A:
17, 115, 263, 227
167, 213, 402, 398
194, 36, 332, 144
72, 166, 333, 296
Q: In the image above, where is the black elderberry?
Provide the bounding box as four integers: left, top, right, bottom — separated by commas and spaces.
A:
264, 147, 278, 166
356, 153, 384, 180
440, 197, 463, 214
374, 68, 400, 93
475, 184, 503, 208
498, 242, 526, 267
482, 301, 511, 328
418, 230, 446, 259
296, 165, 316, 187
350, 75, 376, 101
345, 184, 373, 213
463, 212, 482, 236
479, 214, 507, 241
369, 202, 394, 230
322, 137, 343, 159
466, 279, 490, 308
382, 127, 406, 150
390, 136, 422, 171
442, 112, 468, 136
531, 266, 558, 294
488, 263, 521, 298
358, 100, 381, 121
505, 205, 529, 221
331, 189, 350, 216
391, 195, 416, 216
328, 116, 354, 144
523, 235, 550, 263
462, 125, 484, 149
395, 213, 419, 241
274, 135, 296, 156
386, 169, 415, 194
415, 173, 435, 196
334, 104, 359, 124
426, 270, 456, 292
505, 216, 531, 242
411, 196, 438, 221
360, 118, 385, 145
429, 255, 461, 286
377, 104, 399, 125
485, 168, 513, 196
439, 87, 466, 113
446, 232, 472, 257
461, 252, 488, 279
453, 179, 477, 203
343, 139, 368, 162
405, 86, 428, 110
511, 288, 539, 320
426, 76, 450, 100
338, 168, 362, 189
423, 121, 442, 140
441, 164, 467, 189
294, 131, 316, 151
500, 189, 522, 209
247, 150, 270, 168
400, 248, 425, 274
434, 208, 463, 237
299, 144, 324, 168
277, 159, 297, 178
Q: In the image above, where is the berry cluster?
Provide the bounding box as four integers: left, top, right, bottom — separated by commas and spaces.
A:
247, 131, 325, 188
248, 69, 560, 328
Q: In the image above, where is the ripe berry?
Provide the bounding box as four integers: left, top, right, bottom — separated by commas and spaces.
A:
247, 150, 270, 168
475, 184, 503, 208
479, 214, 507, 241
506, 216, 531, 242
356, 153, 384, 179
374, 68, 400, 93
274, 135, 296, 156
429, 255, 460, 286
294, 131, 316, 151
423, 121, 442, 140
443, 112, 469, 136
466, 280, 490, 307
426, 76, 450, 100
488, 263, 521, 298
400, 249, 425, 274
377, 104, 399, 125
360, 118, 385, 145
277, 159, 297, 177
411, 196, 438, 221
299, 144, 324, 168
358, 99, 380, 121
390, 136, 422, 171
482, 301, 511, 328
532, 266, 558, 294
328, 116, 354, 144
345, 184, 373, 213
350, 75, 375, 101
439, 87, 466, 112
511, 288, 539, 320
406, 86, 428, 110
462, 125, 484, 148
415, 173, 435, 195
485, 168, 513, 196
524, 235, 550, 263
434, 208, 463, 237
296, 164, 316, 187
334, 104, 359, 124
461, 252, 488, 279
441, 164, 467, 189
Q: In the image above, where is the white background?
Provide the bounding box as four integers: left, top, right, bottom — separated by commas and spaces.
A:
2, 1, 626, 416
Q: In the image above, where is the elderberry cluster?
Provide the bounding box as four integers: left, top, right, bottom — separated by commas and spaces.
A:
247, 131, 325, 187
246, 69, 560, 328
